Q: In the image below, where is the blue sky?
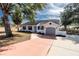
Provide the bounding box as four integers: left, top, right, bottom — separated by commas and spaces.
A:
36, 3, 67, 20
0, 10, 3, 17
0, 3, 67, 23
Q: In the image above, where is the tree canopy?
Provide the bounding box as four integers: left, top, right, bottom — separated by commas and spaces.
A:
60, 3, 79, 30
0, 3, 46, 37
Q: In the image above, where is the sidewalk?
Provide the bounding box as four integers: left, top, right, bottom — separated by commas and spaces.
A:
0, 34, 53, 56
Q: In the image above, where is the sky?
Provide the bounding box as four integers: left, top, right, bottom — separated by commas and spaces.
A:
36, 3, 67, 20
0, 3, 67, 23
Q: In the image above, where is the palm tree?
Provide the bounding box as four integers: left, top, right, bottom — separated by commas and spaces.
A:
22, 3, 46, 24
0, 3, 46, 37
0, 19, 3, 26
12, 6, 23, 31
0, 4, 13, 37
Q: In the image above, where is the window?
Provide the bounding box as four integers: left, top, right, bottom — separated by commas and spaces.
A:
28, 26, 32, 30
38, 26, 40, 30
38, 26, 44, 30
41, 26, 44, 30
23, 26, 26, 30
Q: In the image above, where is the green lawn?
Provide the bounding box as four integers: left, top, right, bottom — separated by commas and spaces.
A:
0, 31, 31, 47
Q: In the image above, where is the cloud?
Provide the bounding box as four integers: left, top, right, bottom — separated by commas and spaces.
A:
46, 3, 65, 14
36, 3, 66, 20
53, 3, 67, 8
48, 8, 64, 15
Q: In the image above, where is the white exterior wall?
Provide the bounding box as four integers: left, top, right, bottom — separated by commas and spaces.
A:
20, 25, 35, 32
36, 24, 45, 34
36, 21, 59, 34
44, 22, 60, 34
26, 25, 35, 32
44, 21, 59, 28
20, 21, 60, 34
19, 26, 27, 31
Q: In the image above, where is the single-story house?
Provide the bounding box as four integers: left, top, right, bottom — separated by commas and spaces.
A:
19, 19, 60, 36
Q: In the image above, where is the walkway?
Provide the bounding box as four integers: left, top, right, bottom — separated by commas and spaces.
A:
0, 34, 53, 56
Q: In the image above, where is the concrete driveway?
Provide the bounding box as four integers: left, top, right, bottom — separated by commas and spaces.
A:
48, 35, 79, 56
0, 34, 53, 56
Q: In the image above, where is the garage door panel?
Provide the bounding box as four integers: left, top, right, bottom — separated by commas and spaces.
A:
46, 27, 55, 36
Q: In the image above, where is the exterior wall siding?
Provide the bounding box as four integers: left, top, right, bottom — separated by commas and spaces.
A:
20, 25, 35, 32
19, 21, 60, 35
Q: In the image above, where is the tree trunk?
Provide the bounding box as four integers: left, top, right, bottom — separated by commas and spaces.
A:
17, 25, 19, 31
64, 25, 67, 31
2, 14, 13, 37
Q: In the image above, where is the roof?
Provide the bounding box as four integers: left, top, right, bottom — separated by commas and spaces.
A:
21, 19, 60, 26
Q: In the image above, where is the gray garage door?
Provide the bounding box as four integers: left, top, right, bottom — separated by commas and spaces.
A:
46, 27, 55, 36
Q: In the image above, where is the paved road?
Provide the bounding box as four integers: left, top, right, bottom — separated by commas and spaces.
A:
0, 34, 53, 56
48, 36, 79, 56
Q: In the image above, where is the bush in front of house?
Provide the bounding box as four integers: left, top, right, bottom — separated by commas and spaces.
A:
67, 29, 79, 35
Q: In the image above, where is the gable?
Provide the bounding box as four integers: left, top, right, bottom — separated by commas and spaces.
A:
44, 21, 59, 28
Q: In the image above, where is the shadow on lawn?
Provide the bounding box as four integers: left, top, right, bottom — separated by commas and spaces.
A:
37, 34, 56, 39
0, 34, 22, 40
0, 31, 31, 47
0, 34, 23, 47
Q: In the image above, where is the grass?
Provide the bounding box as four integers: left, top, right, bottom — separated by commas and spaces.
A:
0, 27, 31, 47
67, 29, 79, 35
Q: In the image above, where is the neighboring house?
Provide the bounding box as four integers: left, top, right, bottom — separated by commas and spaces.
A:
19, 19, 60, 36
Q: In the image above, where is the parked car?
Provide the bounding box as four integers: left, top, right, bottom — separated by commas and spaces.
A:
56, 30, 66, 37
